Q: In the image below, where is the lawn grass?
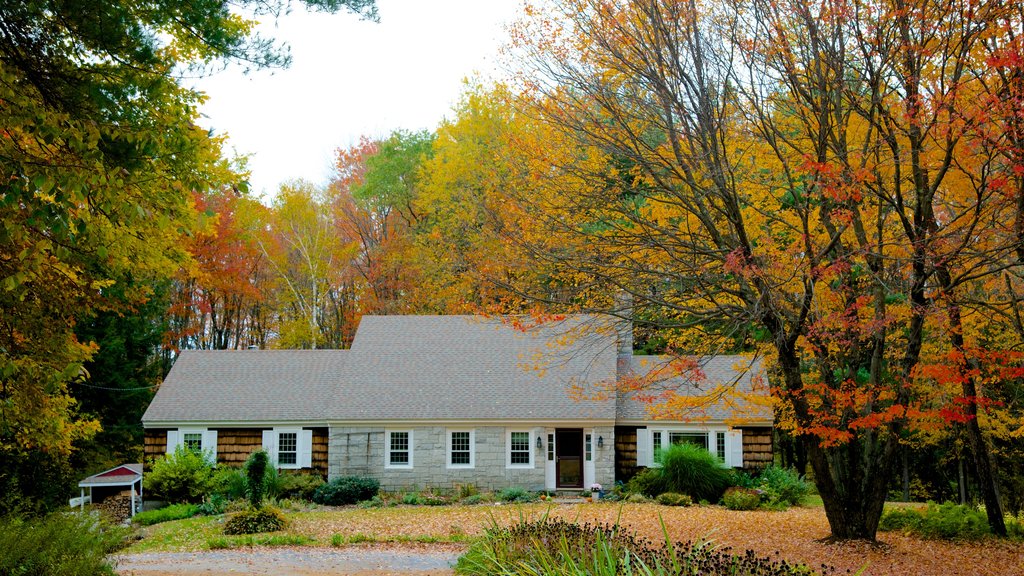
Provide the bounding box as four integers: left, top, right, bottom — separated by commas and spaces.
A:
122, 502, 1024, 576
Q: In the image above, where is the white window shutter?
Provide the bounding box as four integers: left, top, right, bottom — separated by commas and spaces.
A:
636, 428, 651, 467
298, 430, 313, 469
204, 430, 218, 463
262, 430, 277, 465
166, 430, 180, 454
725, 429, 743, 468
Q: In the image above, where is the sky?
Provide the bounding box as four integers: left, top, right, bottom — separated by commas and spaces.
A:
191, 0, 524, 198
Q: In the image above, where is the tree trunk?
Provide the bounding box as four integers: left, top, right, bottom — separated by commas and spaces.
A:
806, 436, 895, 540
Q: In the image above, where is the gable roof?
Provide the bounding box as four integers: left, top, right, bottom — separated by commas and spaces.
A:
142, 350, 348, 423
79, 463, 142, 487
333, 315, 618, 421
616, 355, 773, 423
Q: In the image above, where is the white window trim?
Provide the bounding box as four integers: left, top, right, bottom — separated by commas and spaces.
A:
643, 427, 742, 468
168, 428, 217, 462
506, 429, 534, 469
446, 429, 475, 469
261, 428, 312, 469
385, 429, 414, 469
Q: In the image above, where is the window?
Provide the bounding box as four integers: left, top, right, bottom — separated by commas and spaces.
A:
386, 430, 413, 468
261, 428, 312, 469
168, 429, 217, 461
716, 431, 726, 461
507, 430, 532, 467
547, 433, 555, 461
278, 432, 297, 465
669, 432, 708, 450
652, 431, 663, 463
447, 430, 474, 468
585, 434, 593, 462
183, 433, 203, 453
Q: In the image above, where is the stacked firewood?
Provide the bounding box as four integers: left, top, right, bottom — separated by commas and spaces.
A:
99, 492, 136, 523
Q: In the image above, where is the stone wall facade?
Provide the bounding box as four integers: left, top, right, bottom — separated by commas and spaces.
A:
328, 424, 616, 492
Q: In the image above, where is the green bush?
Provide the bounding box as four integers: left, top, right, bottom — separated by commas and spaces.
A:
658, 443, 733, 503
211, 466, 247, 500
498, 487, 537, 503
625, 467, 665, 498
723, 487, 762, 511
277, 473, 324, 501
462, 494, 485, 505
0, 512, 128, 576
245, 450, 270, 508
756, 466, 811, 507
655, 492, 692, 506
223, 506, 288, 535
456, 517, 831, 575
879, 502, 991, 540
144, 446, 216, 503
198, 494, 227, 516
312, 476, 380, 506
132, 503, 200, 526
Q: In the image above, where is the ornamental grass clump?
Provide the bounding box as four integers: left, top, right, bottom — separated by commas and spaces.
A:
455, 517, 834, 575
222, 450, 288, 535
658, 443, 733, 503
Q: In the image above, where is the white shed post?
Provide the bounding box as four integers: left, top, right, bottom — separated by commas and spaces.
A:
80, 488, 85, 511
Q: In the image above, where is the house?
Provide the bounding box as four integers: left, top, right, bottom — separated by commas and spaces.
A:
142, 315, 773, 492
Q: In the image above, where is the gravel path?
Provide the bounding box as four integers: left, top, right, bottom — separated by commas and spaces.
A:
113, 546, 459, 575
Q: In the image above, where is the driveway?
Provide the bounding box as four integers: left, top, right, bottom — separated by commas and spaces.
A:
114, 546, 459, 575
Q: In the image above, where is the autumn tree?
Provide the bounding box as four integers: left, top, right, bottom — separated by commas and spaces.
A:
506, 0, 1022, 539
0, 0, 376, 510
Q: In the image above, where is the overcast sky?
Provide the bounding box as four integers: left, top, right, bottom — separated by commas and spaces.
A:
191, 0, 523, 199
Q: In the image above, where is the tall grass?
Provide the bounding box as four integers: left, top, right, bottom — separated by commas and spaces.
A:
455, 516, 832, 575
0, 512, 128, 576
658, 443, 733, 502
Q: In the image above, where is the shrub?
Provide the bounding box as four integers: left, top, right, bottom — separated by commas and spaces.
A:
402, 492, 422, 505
656, 492, 692, 506
211, 466, 247, 500
879, 502, 991, 540
223, 506, 288, 535
625, 467, 665, 498
144, 446, 216, 503
456, 483, 480, 500
625, 493, 651, 503
462, 494, 485, 505
756, 466, 811, 507
312, 476, 380, 506
198, 494, 227, 516
658, 443, 733, 503
0, 512, 128, 576
723, 487, 762, 511
456, 517, 833, 575
498, 487, 537, 503
245, 450, 270, 508
277, 472, 324, 501
133, 503, 200, 526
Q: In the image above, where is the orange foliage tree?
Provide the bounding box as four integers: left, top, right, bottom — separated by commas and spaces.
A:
504, 0, 1024, 539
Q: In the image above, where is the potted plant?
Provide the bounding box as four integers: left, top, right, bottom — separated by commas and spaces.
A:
590, 483, 603, 500
580, 489, 592, 502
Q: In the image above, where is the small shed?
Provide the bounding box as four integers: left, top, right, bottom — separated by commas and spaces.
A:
74, 463, 143, 518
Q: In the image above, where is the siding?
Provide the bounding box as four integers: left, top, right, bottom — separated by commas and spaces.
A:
143, 427, 328, 477
740, 426, 773, 470
614, 426, 640, 482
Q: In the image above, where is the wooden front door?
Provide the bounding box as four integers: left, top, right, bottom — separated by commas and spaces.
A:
556, 428, 583, 488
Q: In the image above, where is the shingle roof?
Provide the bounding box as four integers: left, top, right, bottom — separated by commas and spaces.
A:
142, 350, 348, 423
336, 315, 618, 420
616, 355, 773, 424
79, 464, 142, 487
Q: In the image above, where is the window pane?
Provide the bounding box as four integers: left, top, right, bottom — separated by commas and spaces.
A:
510, 432, 530, 464
451, 431, 470, 465
716, 432, 726, 461
389, 432, 410, 465
585, 434, 592, 462
669, 432, 708, 450
183, 433, 202, 452
279, 432, 297, 465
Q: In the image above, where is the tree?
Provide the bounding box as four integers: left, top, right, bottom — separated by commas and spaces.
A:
505, 0, 1022, 539
0, 0, 376, 507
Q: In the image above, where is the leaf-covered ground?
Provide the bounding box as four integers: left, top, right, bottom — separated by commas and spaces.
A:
128, 503, 1024, 576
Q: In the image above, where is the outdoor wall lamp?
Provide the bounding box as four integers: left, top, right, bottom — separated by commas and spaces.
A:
537, 436, 543, 449
597, 436, 604, 448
